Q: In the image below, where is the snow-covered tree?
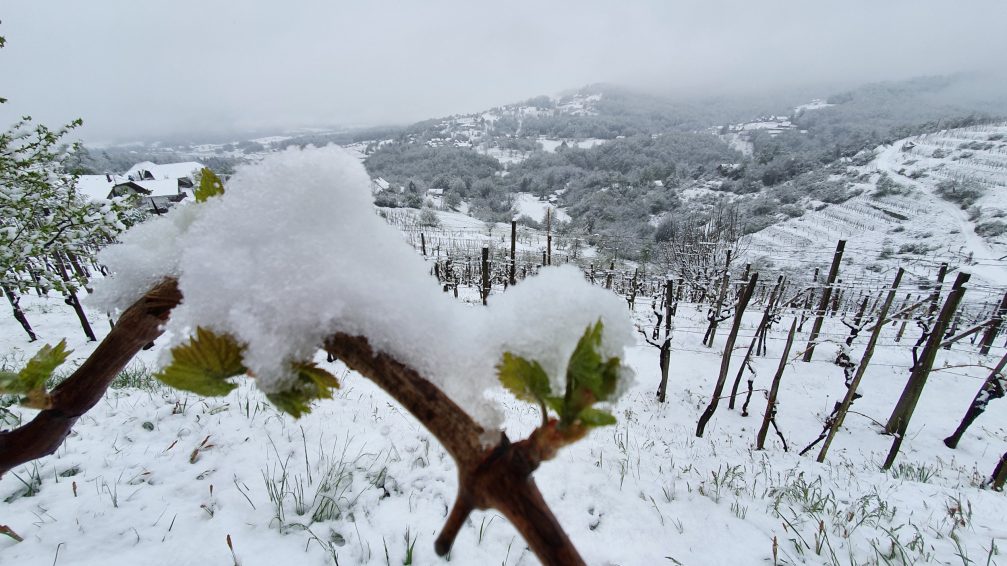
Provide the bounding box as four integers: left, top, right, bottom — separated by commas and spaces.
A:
0, 32, 130, 340
0, 118, 130, 340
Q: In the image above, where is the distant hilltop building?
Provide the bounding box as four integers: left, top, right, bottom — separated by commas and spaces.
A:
76, 161, 204, 214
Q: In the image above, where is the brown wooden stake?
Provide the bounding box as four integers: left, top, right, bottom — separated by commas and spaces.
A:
480, 247, 490, 306
797, 270, 818, 332
991, 452, 1007, 491
939, 320, 989, 349
757, 318, 797, 450
696, 273, 759, 437
830, 279, 844, 315
656, 280, 674, 403
979, 290, 1007, 355
803, 240, 846, 362
943, 350, 1007, 449
894, 294, 917, 342
545, 208, 552, 266
883, 272, 970, 470
817, 268, 904, 463
420, 233, 427, 256
703, 273, 731, 347
928, 262, 949, 316
509, 220, 517, 286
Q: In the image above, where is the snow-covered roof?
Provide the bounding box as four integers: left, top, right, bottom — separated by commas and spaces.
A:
75, 175, 121, 201
126, 161, 203, 181
127, 179, 181, 197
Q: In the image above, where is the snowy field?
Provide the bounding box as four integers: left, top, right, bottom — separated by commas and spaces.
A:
513, 193, 572, 224
2, 277, 1006, 566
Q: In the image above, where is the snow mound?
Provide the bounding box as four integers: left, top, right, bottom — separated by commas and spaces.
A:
92, 146, 634, 428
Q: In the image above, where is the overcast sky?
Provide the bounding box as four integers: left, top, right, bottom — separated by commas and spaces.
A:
2, 0, 1005, 143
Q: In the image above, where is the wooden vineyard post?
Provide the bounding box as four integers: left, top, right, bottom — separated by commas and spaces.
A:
803, 240, 845, 362
421, 233, 427, 256
546, 208, 552, 266
797, 268, 819, 332
894, 293, 915, 342
510, 220, 517, 286
757, 318, 797, 450
883, 272, 970, 470
729, 275, 784, 411
928, 262, 949, 316
656, 279, 674, 403
817, 268, 904, 462
830, 279, 844, 315
991, 453, 1007, 491
943, 350, 1007, 448
696, 273, 759, 437
480, 246, 490, 306
979, 290, 1007, 355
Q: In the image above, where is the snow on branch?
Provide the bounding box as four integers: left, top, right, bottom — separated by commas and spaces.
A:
91, 145, 634, 428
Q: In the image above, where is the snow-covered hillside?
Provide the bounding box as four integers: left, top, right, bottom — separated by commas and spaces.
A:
748, 123, 1007, 293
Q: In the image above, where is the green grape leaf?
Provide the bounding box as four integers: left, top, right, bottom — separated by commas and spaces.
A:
20, 339, 71, 389
0, 340, 71, 409
544, 395, 565, 415
266, 391, 311, 419
268, 362, 341, 418
194, 168, 225, 202
567, 321, 606, 398
560, 320, 622, 428
577, 407, 617, 428
497, 352, 552, 403
155, 328, 245, 396
496, 321, 623, 435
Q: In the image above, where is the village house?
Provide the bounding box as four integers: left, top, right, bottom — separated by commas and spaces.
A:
75, 161, 204, 214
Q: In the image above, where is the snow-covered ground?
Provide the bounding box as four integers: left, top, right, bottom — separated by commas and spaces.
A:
3, 271, 1006, 565
513, 193, 571, 224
